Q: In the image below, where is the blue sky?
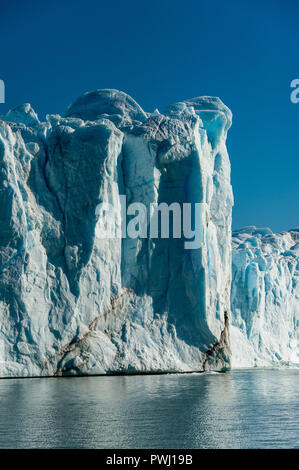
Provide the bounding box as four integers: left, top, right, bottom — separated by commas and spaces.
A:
0, 0, 298, 231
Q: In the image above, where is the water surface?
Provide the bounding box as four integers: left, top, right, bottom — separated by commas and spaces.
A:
0, 369, 298, 448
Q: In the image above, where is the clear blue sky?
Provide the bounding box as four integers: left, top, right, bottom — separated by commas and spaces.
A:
0, 0, 298, 232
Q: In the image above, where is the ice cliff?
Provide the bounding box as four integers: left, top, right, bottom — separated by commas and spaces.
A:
0, 90, 233, 377
231, 227, 299, 367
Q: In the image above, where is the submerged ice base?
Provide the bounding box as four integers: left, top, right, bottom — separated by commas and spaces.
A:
0, 90, 233, 377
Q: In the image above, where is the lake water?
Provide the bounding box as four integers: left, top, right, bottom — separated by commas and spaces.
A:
0, 369, 298, 448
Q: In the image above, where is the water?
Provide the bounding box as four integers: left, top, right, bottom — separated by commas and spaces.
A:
0, 369, 298, 448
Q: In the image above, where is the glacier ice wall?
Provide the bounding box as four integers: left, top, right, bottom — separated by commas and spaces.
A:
0, 90, 233, 377
231, 227, 299, 367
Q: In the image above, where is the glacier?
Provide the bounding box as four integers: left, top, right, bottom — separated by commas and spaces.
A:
231, 227, 299, 368
0, 89, 297, 377
0, 90, 233, 377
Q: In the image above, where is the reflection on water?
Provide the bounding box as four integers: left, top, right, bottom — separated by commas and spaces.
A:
0, 369, 298, 448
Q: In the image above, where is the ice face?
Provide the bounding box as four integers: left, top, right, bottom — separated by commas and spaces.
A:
0, 90, 233, 377
231, 227, 299, 367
